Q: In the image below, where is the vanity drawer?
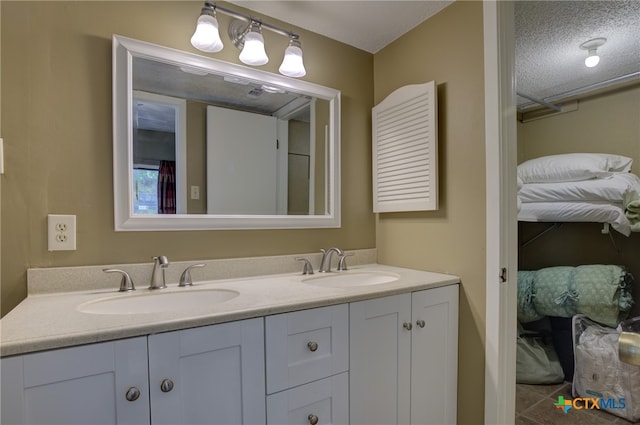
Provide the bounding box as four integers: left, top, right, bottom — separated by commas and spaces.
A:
266, 372, 348, 425
265, 304, 348, 394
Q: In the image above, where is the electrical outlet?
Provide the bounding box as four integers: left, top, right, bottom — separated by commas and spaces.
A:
190, 185, 200, 200
48, 214, 76, 251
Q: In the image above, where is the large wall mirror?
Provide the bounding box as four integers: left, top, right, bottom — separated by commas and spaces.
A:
113, 35, 341, 230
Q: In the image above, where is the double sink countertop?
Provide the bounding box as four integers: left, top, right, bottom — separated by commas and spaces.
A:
0, 250, 460, 357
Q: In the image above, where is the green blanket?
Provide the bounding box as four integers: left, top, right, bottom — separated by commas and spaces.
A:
517, 271, 544, 323
626, 198, 640, 232
517, 265, 633, 327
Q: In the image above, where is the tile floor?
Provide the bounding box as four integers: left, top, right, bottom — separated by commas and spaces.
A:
516, 383, 639, 425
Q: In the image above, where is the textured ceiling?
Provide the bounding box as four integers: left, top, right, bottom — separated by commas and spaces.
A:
515, 1, 640, 109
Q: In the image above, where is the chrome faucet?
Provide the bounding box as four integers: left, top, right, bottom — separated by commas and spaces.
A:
179, 263, 205, 287
319, 247, 343, 273
103, 268, 135, 292
337, 252, 354, 271
149, 256, 169, 289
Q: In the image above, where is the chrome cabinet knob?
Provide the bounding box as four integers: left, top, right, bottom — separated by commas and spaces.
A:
307, 341, 319, 352
403, 322, 412, 331
160, 378, 174, 393
416, 319, 426, 328
125, 387, 141, 401
308, 414, 319, 425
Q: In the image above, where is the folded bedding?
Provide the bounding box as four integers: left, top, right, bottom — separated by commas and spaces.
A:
518, 173, 640, 204
625, 192, 640, 232
518, 201, 631, 236
517, 270, 544, 323
517, 265, 634, 327
517, 172, 640, 236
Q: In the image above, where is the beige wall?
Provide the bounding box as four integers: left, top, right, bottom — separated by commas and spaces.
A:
373, 2, 487, 424
0, 1, 375, 315
518, 85, 640, 166
3, 1, 490, 418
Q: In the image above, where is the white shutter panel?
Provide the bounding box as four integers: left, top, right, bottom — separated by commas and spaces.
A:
372, 81, 438, 212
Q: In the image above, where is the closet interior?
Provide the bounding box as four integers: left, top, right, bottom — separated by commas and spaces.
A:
514, 2, 640, 423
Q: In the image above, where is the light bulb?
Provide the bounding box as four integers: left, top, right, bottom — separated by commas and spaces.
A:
585, 49, 599, 68
191, 12, 223, 53
279, 39, 306, 78
239, 26, 269, 66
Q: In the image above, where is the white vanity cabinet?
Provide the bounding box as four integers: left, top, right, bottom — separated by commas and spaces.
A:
1, 280, 459, 425
148, 317, 265, 425
0, 337, 151, 425
349, 285, 459, 425
0, 318, 265, 425
265, 304, 349, 425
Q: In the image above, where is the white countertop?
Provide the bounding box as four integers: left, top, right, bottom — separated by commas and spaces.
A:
0, 262, 459, 357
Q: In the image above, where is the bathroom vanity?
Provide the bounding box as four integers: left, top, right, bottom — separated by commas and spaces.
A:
0, 255, 459, 425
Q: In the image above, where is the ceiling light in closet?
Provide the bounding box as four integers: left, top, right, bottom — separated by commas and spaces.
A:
580, 38, 606, 68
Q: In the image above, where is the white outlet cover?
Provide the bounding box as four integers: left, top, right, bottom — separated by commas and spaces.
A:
48, 214, 77, 251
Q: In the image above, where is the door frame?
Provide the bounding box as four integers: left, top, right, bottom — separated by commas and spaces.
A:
132, 91, 188, 214
483, 1, 518, 423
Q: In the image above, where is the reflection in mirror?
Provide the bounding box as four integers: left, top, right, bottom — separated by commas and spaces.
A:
113, 35, 341, 230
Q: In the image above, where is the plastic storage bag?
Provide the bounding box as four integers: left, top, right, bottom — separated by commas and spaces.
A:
572, 314, 640, 422
516, 323, 564, 384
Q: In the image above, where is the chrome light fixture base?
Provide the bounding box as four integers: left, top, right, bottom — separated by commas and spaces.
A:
228, 19, 251, 50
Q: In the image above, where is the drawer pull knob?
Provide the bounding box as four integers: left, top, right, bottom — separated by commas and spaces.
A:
307, 341, 319, 352
160, 378, 174, 393
125, 387, 140, 401
403, 322, 412, 331
308, 414, 319, 425
416, 319, 426, 328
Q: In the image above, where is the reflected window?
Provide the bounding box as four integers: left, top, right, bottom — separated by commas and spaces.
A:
133, 165, 159, 214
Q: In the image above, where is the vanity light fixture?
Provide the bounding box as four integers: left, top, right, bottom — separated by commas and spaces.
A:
580, 37, 606, 68
279, 37, 306, 77
190, 3, 224, 53
237, 21, 269, 66
191, 2, 307, 78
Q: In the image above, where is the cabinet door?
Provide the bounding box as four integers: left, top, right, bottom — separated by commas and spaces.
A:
266, 372, 349, 425
266, 304, 349, 394
0, 337, 150, 425
349, 293, 412, 425
411, 285, 459, 425
148, 318, 265, 425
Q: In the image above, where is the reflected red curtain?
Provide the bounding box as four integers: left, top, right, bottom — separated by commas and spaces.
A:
158, 160, 176, 214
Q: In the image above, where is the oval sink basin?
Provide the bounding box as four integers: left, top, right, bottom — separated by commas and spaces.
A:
78, 289, 240, 315
303, 271, 399, 288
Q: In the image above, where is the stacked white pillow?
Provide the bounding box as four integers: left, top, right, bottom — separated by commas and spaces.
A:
516, 153, 638, 235
518, 153, 633, 184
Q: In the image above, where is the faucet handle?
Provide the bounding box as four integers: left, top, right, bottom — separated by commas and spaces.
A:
337, 252, 354, 271
103, 268, 135, 292
295, 257, 314, 275
179, 264, 206, 287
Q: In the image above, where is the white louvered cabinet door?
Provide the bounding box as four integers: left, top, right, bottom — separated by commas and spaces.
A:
372, 81, 438, 213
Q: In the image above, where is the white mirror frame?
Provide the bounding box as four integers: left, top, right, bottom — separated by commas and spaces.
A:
113, 35, 341, 231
